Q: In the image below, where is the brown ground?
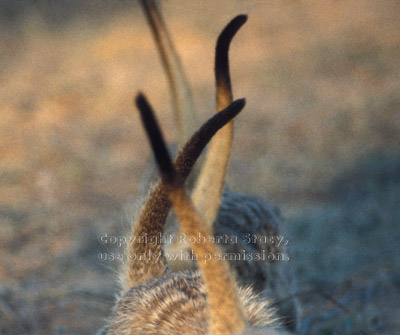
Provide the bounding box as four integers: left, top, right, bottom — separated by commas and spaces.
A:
0, 1, 399, 334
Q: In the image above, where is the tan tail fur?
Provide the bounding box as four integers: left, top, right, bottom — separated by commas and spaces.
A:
164, 14, 246, 267
191, 15, 247, 230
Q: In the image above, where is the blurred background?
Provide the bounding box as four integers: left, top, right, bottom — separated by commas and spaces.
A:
0, 0, 399, 334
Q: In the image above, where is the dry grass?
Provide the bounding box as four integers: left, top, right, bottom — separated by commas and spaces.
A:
0, 1, 399, 334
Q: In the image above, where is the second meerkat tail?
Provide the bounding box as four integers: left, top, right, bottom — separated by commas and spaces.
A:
192, 15, 248, 231
140, 0, 197, 146
138, 95, 246, 335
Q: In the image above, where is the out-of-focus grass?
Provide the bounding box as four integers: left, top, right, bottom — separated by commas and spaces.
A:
0, 1, 399, 334
289, 152, 400, 334
291, 152, 400, 284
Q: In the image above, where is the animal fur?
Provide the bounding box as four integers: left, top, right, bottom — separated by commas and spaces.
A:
97, 93, 288, 335
98, 2, 301, 334
139, 1, 301, 329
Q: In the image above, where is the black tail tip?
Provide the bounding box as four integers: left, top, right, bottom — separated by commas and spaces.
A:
135, 92, 147, 109
233, 97, 246, 111
234, 14, 248, 25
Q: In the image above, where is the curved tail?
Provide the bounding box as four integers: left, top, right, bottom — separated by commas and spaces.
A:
192, 15, 247, 232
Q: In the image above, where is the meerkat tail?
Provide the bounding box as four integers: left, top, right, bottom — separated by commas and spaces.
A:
122, 93, 246, 290
192, 15, 247, 231
140, 0, 197, 146
138, 95, 246, 335
215, 15, 247, 111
